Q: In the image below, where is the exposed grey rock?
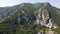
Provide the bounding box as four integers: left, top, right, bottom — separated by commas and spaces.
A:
48, 29, 54, 34
35, 8, 57, 28
37, 31, 43, 34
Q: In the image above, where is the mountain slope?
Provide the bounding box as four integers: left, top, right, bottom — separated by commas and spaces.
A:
1, 3, 59, 27
0, 3, 60, 34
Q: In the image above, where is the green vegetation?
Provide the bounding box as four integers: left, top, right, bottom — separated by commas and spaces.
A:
51, 28, 60, 34
47, 6, 60, 26
0, 3, 60, 34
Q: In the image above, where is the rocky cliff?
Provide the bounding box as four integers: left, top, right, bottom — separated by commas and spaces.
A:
35, 8, 57, 28
0, 3, 60, 34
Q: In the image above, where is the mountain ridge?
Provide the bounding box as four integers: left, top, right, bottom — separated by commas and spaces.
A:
0, 2, 60, 27
0, 2, 60, 34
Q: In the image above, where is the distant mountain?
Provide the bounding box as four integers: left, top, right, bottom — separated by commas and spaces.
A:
0, 2, 60, 34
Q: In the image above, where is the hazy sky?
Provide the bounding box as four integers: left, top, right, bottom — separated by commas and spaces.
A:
0, 0, 60, 8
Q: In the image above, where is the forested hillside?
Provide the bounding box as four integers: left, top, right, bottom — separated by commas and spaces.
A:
0, 3, 60, 34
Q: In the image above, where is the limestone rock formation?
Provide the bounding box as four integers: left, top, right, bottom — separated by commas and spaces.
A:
35, 8, 57, 28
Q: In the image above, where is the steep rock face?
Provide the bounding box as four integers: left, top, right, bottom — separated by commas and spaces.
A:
0, 3, 58, 29
35, 8, 57, 28
0, 3, 60, 34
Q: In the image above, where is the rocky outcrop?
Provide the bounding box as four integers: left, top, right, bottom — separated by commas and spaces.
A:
35, 8, 57, 28
37, 31, 43, 34
48, 29, 54, 34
